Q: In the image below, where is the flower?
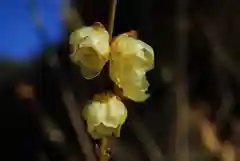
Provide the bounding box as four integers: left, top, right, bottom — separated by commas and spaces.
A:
69, 25, 155, 102
109, 31, 154, 102
69, 22, 110, 79
82, 92, 127, 140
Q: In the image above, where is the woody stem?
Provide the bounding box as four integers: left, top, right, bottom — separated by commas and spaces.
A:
108, 0, 117, 40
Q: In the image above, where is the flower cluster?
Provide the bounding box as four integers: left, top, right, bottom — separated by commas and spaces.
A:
70, 22, 154, 102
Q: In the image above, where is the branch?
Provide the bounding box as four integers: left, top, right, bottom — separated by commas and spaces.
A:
47, 54, 97, 161
174, 0, 190, 159
129, 111, 165, 161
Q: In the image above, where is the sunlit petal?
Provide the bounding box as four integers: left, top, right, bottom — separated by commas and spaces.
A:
110, 32, 154, 102
83, 92, 127, 140
70, 22, 110, 79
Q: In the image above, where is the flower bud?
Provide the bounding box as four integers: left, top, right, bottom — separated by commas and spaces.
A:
82, 92, 127, 140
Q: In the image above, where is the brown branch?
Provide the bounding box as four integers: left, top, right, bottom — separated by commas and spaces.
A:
47, 54, 97, 161
199, 116, 236, 161
129, 112, 164, 161
201, 19, 236, 129
61, 88, 97, 161
174, 0, 190, 160
201, 18, 240, 82
211, 52, 235, 129
108, 0, 117, 40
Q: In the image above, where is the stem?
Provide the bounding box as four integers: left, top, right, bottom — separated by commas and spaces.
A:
100, 137, 109, 161
108, 0, 117, 40
98, 1, 117, 161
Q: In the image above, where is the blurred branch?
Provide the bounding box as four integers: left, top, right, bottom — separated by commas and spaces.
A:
201, 20, 240, 82
47, 54, 97, 161
110, 139, 141, 161
63, 0, 85, 30
211, 51, 235, 129
200, 118, 222, 154
174, 0, 190, 160
128, 110, 165, 161
14, 82, 80, 161
200, 116, 236, 161
43, 2, 93, 157
61, 88, 96, 161
201, 19, 236, 129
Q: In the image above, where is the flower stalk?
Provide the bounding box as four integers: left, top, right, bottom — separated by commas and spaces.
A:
108, 0, 117, 40
99, 137, 109, 161
99, 0, 118, 160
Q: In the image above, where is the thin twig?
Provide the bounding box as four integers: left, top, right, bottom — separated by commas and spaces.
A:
108, 0, 117, 39
212, 53, 235, 129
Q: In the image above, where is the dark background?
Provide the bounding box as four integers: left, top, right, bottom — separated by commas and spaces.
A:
0, 0, 240, 160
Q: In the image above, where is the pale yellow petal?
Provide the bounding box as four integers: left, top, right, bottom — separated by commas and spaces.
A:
110, 33, 154, 71
121, 80, 149, 101
110, 33, 154, 102
69, 24, 110, 79
82, 93, 128, 139
114, 126, 121, 137
83, 101, 106, 126
110, 61, 150, 101
124, 90, 150, 102
103, 96, 127, 128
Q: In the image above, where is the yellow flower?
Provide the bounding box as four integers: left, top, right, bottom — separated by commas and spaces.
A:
69, 22, 110, 79
82, 92, 127, 140
69, 24, 155, 102
109, 31, 154, 102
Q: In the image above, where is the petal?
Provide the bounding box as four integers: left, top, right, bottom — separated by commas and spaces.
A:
110, 33, 154, 102
69, 24, 110, 79
110, 62, 150, 101
114, 126, 121, 137
71, 47, 104, 79
96, 124, 114, 136
103, 96, 127, 127
83, 101, 106, 126
83, 93, 128, 139
122, 69, 149, 90
123, 86, 150, 102
136, 40, 154, 70
111, 34, 154, 70
109, 58, 122, 87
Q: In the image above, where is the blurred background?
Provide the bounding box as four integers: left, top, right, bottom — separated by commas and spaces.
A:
0, 0, 239, 161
